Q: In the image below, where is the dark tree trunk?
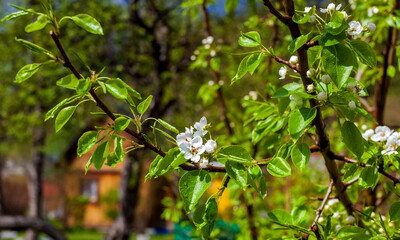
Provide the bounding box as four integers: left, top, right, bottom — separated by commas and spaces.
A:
0, 216, 66, 240
0, 158, 4, 215
25, 126, 45, 240
104, 153, 142, 240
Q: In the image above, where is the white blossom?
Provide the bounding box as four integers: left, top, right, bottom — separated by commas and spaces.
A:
362, 129, 374, 140
347, 21, 363, 36
218, 80, 224, 85
199, 158, 209, 168
179, 136, 205, 163
204, 44, 211, 49
366, 21, 376, 32
208, 80, 214, 86
204, 140, 217, 153
248, 91, 258, 100
279, 66, 287, 80
327, 199, 339, 207
210, 50, 216, 57
381, 135, 400, 155
307, 84, 314, 92
368, 7, 379, 17
306, 68, 316, 78
309, 15, 316, 23
289, 94, 303, 105
345, 215, 356, 224
194, 50, 200, 55
371, 126, 392, 142
346, 83, 359, 94
176, 127, 194, 145
317, 91, 328, 101
320, 3, 341, 13
194, 116, 208, 137
333, 212, 340, 218
289, 56, 299, 65
348, 101, 356, 110
304, 7, 312, 13
321, 74, 331, 84
206, 36, 214, 44
190, 55, 196, 61
318, 217, 324, 223
341, 11, 348, 20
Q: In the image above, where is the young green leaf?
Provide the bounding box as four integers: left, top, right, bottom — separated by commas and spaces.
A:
45, 96, 79, 121
15, 38, 54, 58
179, 170, 211, 212
137, 95, 153, 115
77, 131, 99, 157
56, 74, 79, 89
60, 14, 104, 35
91, 141, 110, 170
349, 40, 377, 68
200, 198, 218, 238
55, 106, 77, 132
216, 145, 253, 164
336, 226, 370, 239
25, 14, 49, 32
105, 78, 128, 100
291, 143, 310, 170
267, 157, 291, 177
288, 33, 311, 54
341, 121, 364, 159
158, 119, 179, 134
358, 167, 378, 189
114, 117, 130, 133
1, 10, 30, 22
268, 209, 293, 225
231, 55, 250, 84
225, 161, 248, 189
246, 53, 264, 75
15, 63, 42, 83
322, 44, 355, 88
288, 108, 317, 139
238, 31, 261, 47
146, 148, 183, 179
389, 202, 400, 221
76, 78, 91, 96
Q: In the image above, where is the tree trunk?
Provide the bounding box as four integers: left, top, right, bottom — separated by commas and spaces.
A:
0, 216, 66, 240
104, 153, 141, 240
25, 126, 45, 240
0, 158, 4, 215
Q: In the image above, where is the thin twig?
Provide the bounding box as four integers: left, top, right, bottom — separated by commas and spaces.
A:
310, 179, 334, 240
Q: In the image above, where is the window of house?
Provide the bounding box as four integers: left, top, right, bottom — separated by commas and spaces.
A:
81, 178, 99, 203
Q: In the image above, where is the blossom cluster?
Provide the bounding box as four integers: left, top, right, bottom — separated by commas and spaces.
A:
176, 117, 217, 168
362, 126, 400, 156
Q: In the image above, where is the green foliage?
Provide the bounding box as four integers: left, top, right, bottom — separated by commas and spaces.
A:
60, 14, 104, 35
179, 170, 211, 212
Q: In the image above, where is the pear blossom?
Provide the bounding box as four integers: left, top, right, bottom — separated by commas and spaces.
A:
333, 212, 340, 218
366, 21, 376, 32
176, 127, 194, 145
289, 56, 299, 65
346, 215, 356, 224
179, 136, 205, 162
371, 126, 392, 142
190, 55, 196, 61
381, 135, 400, 155
279, 66, 287, 79
320, 3, 341, 14
304, 7, 312, 13
204, 140, 217, 153
309, 15, 316, 23
347, 21, 363, 36
362, 129, 374, 140
307, 84, 314, 92
194, 116, 208, 137
317, 91, 328, 101
199, 158, 209, 168
289, 94, 303, 105
248, 91, 258, 100
368, 7, 379, 17
341, 11, 348, 20
327, 199, 339, 207
321, 74, 331, 84
348, 101, 356, 110
306, 68, 316, 78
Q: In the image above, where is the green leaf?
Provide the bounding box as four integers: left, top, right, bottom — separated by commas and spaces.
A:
122, 81, 142, 100
267, 157, 291, 177
216, 145, 253, 164
60, 14, 104, 35
91, 141, 110, 170
341, 121, 364, 159
137, 95, 153, 115
359, 167, 378, 189
319, 31, 346, 46
15, 38, 54, 58
77, 131, 99, 157
45, 96, 79, 121
248, 166, 267, 198
238, 31, 261, 47
246, 53, 264, 75
225, 161, 248, 189
288, 33, 309, 54
112, 135, 125, 163
288, 108, 317, 139
55, 106, 77, 132
200, 198, 218, 238
225, 0, 239, 13
1, 10, 30, 22
25, 14, 48, 32
325, 11, 348, 35
57, 74, 79, 89
390, 202, 400, 221
291, 143, 310, 170
179, 170, 211, 212
158, 119, 179, 134
336, 226, 370, 239
268, 209, 293, 225
231, 55, 250, 84
15, 63, 42, 83
349, 40, 377, 68
76, 78, 91, 96
114, 117, 130, 133
322, 44, 355, 88
105, 78, 128, 99
146, 148, 183, 179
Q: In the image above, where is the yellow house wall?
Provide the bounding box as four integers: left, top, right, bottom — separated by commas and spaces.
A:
83, 173, 120, 227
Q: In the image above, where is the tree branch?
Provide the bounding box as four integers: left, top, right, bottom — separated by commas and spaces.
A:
310, 179, 334, 240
